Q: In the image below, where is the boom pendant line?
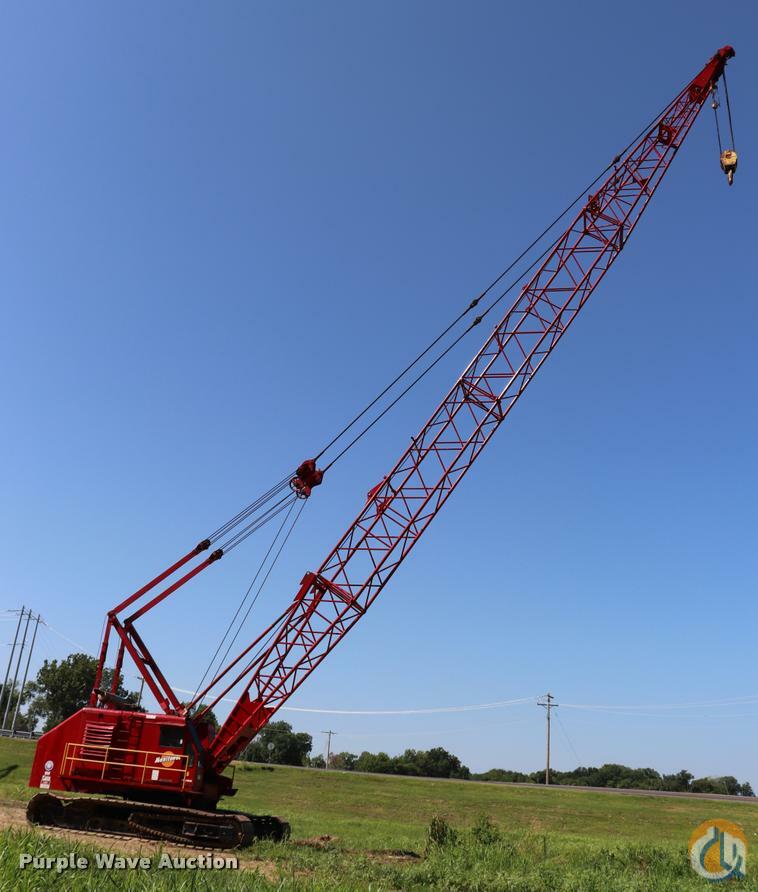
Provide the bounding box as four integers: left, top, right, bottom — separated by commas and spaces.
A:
26, 45, 735, 848
202, 45, 737, 768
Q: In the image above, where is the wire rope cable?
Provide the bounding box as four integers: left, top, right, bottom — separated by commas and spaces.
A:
209, 498, 307, 693
322, 231, 565, 471
207, 475, 292, 545
191, 498, 302, 702
314, 175, 613, 466
217, 493, 297, 554
184, 76, 698, 550
185, 77, 703, 705
712, 87, 724, 154
171, 76, 705, 716
722, 68, 737, 146
315, 77, 694, 472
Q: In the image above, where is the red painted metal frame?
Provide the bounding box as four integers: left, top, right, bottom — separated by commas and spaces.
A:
89, 47, 734, 777
89, 539, 214, 713
199, 46, 735, 770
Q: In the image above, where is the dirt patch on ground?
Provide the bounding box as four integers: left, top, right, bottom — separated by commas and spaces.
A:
0, 801, 27, 830
365, 849, 421, 864
291, 834, 338, 849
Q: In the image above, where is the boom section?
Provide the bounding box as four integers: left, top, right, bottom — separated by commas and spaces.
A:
204, 47, 733, 769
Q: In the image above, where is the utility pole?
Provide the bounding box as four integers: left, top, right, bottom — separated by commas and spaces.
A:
322, 730, 336, 769
2, 608, 31, 731
0, 608, 25, 719
537, 692, 558, 785
11, 612, 41, 735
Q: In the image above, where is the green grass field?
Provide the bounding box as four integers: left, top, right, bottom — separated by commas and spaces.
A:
0, 736, 756, 889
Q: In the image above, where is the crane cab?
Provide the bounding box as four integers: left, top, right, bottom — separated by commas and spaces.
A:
29, 706, 232, 808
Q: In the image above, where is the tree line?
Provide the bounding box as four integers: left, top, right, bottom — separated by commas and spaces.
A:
4, 654, 753, 797
240, 721, 469, 778
240, 721, 754, 795
0, 653, 219, 733
473, 765, 754, 796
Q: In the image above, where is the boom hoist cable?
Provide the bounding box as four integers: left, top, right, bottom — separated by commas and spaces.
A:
96, 62, 716, 632
100, 140, 634, 704
86, 46, 737, 728
191, 497, 306, 703
187, 142, 665, 680
189, 226, 574, 690
289, 69, 724, 476
196, 46, 740, 768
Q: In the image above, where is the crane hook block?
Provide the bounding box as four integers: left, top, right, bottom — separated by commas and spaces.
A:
720, 149, 738, 185
290, 459, 324, 499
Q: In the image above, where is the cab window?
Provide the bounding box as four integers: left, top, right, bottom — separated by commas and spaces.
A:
159, 725, 184, 748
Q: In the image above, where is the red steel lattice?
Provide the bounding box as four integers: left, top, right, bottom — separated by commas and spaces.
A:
198, 47, 735, 768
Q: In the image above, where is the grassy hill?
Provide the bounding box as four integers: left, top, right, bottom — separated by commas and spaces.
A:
2, 736, 757, 889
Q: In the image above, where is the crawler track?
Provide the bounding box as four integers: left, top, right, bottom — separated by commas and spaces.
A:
27, 793, 290, 849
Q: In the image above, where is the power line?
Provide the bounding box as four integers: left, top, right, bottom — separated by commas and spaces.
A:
171, 688, 535, 715
25, 607, 758, 722
561, 694, 758, 711
555, 710, 582, 766
40, 621, 91, 654
563, 709, 758, 721
165, 685, 758, 718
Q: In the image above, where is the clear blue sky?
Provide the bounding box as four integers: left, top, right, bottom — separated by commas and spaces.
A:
1, 2, 756, 784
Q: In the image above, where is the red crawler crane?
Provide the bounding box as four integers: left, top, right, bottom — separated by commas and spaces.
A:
28, 45, 736, 847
